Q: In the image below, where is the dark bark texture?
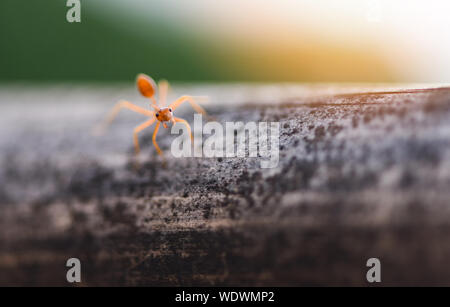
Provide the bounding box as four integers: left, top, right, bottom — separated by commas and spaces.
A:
1, 86, 450, 286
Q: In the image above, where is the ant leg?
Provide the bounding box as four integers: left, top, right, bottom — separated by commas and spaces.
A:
133, 118, 156, 155
158, 79, 169, 107
169, 96, 211, 120
152, 121, 163, 156
173, 117, 193, 142
94, 100, 154, 135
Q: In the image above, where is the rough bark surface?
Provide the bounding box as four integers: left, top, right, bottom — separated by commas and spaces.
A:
1, 85, 450, 286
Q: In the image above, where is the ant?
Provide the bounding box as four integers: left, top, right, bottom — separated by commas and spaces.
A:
95, 73, 208, 161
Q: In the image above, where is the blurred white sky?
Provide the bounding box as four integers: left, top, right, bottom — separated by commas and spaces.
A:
91, 0, 450, 82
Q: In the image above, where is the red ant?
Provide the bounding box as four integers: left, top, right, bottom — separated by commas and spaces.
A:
95, 74, 208, 159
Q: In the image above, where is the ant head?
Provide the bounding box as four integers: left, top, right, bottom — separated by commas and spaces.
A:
155, 107, 173, 122
136, 73, 157, 98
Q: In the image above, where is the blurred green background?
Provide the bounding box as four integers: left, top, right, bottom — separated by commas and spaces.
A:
1, 0, 449, 83
0, 0, 223, 82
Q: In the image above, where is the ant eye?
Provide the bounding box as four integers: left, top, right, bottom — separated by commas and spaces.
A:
169, 108, 172, 112
155, 113, 159, 117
